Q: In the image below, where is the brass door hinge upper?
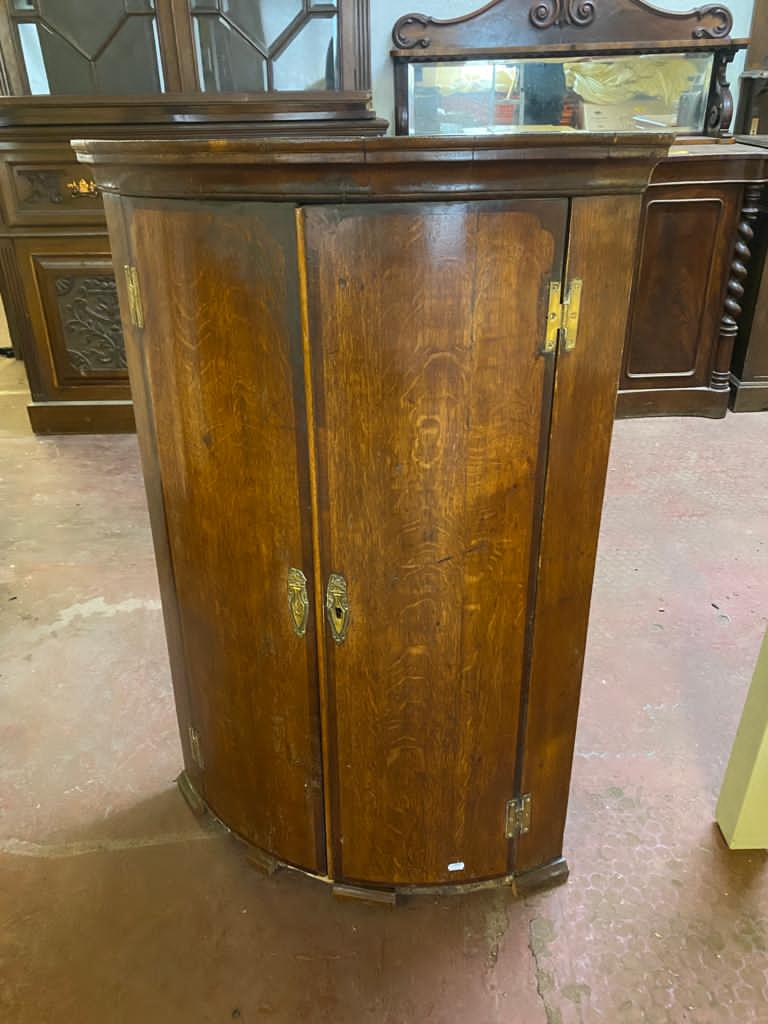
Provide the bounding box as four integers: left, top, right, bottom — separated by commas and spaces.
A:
505, 793, 532, 838
124, 264, 144, 329
543, 279, 582, 353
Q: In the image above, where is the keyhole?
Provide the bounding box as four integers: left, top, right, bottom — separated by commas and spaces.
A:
335, 606, 343, 620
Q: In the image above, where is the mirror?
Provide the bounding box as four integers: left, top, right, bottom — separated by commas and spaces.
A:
407, 52, 714, 136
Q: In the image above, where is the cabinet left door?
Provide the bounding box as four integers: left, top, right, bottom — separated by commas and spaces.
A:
113, 197, 326, 874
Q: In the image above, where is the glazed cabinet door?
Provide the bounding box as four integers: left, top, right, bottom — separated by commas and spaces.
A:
121, 199, 325, 873
301, 200, 568, 886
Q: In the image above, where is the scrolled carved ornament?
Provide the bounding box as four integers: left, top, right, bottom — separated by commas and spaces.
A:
392, 0, 734, 49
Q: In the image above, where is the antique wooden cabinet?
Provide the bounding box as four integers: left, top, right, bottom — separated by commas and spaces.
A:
390, 0, 768, 418
729, 1, 768, 412
74, 132, 668, 896
0, 0, 379, 433
0, 97, 385, 433
618, 142, 766, 417
729, 148, 768, 412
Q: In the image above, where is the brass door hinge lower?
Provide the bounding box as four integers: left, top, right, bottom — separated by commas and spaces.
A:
542, 279, 582, 353
123, 264, 144, 329
188, 726, 204, 770
505, 793, 532, 838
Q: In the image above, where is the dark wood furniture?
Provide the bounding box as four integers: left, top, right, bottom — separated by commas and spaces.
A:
728, 140, 768, 412
0, 1, 372, 96
618, 141, 766, 417
390, 0, 768, 419
727, 2, 768, 412
0, 0, 379, 433
0, 96, 385, 434
75, 131, 669, 898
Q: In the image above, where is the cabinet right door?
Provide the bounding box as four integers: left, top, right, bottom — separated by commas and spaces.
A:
302, 200, 567, 886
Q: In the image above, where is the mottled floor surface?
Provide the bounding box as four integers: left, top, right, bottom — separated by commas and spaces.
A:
1, 355, 767, 1023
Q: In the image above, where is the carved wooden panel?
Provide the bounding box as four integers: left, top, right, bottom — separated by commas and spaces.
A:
392, 0, 736, 51
33, 254, 127, 386
0, 155, 104, 227
53, 272, 125, 375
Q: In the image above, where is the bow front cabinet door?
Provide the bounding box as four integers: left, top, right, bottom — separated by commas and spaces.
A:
79, 135, 667, 897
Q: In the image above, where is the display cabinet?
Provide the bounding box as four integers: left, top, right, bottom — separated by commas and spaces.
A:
0, 0, 379, 433
0, 95, 385, 434
391, 0, 768, 419
74, 131, 668, 898
0, 0, 372, 96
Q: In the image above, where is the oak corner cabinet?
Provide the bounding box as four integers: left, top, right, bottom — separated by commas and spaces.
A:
75, 133, 669, 898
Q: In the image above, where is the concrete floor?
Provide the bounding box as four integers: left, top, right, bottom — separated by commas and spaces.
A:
1, 354, 767, 1023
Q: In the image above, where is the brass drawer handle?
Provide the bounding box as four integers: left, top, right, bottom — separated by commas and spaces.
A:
66, 177, 99, 198
326, 573, 350, 644
287, 567, 309, 637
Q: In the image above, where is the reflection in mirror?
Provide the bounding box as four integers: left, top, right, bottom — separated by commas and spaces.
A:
407, 53, 714, 136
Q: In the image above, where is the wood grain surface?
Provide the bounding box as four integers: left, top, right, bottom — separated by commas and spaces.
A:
303, 200, 566, 885
128, 200, 325, 873
516, 194, 642, 874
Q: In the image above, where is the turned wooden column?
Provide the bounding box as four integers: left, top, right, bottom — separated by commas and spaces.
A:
712, 183, 763, 393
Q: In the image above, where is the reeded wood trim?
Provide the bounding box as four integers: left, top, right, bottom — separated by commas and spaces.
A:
340, 0, 372, 90
0, 4, 25, 95
0, 238, 34, 368
155, 0, 184, 93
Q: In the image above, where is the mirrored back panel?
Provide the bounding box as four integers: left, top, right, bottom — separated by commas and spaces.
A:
406, 52, 714, 136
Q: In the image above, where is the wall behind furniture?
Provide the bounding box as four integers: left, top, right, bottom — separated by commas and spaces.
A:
370, 0, 757, 130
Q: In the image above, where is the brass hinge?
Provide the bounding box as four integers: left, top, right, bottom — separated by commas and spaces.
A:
123, 264, 144, 329
505, 793, 532, 838
542, 279, 582, 353
188, 726, 204, 770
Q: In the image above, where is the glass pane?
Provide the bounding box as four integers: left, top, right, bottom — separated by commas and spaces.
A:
37, 0, 127, 59
19, 22, 92, 94
94, 16, 164, 94
407, 52, 714, 136
272, 15, 338, 91
12, 0, 37, 10
219, 0, 302, 49
193, 15, 267, 92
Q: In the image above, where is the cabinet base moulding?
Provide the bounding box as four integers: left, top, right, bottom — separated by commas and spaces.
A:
175, 772, 569, 902
27, 399, 135, 434
616, 386, 729, 419
728, 374, 768, 411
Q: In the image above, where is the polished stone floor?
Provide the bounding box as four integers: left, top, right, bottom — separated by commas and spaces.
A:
1, 355, 767, 1023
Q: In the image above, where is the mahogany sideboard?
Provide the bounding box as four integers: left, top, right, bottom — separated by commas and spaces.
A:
617, 140, 768, 418
74, 132, 669, 898
730, 9, 768, 413
0, 95, 385, 434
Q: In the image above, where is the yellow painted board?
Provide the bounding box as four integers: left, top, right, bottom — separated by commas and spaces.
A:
716, 626, 768, 850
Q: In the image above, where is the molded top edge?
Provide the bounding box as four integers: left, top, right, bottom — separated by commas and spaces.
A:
73, 132, 673, 167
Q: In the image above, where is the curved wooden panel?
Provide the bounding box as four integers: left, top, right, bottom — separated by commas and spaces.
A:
303, 199, 566, 886
128, 199, 325, 874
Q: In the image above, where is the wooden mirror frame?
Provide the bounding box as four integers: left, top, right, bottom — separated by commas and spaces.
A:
391, 0, 746, 137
